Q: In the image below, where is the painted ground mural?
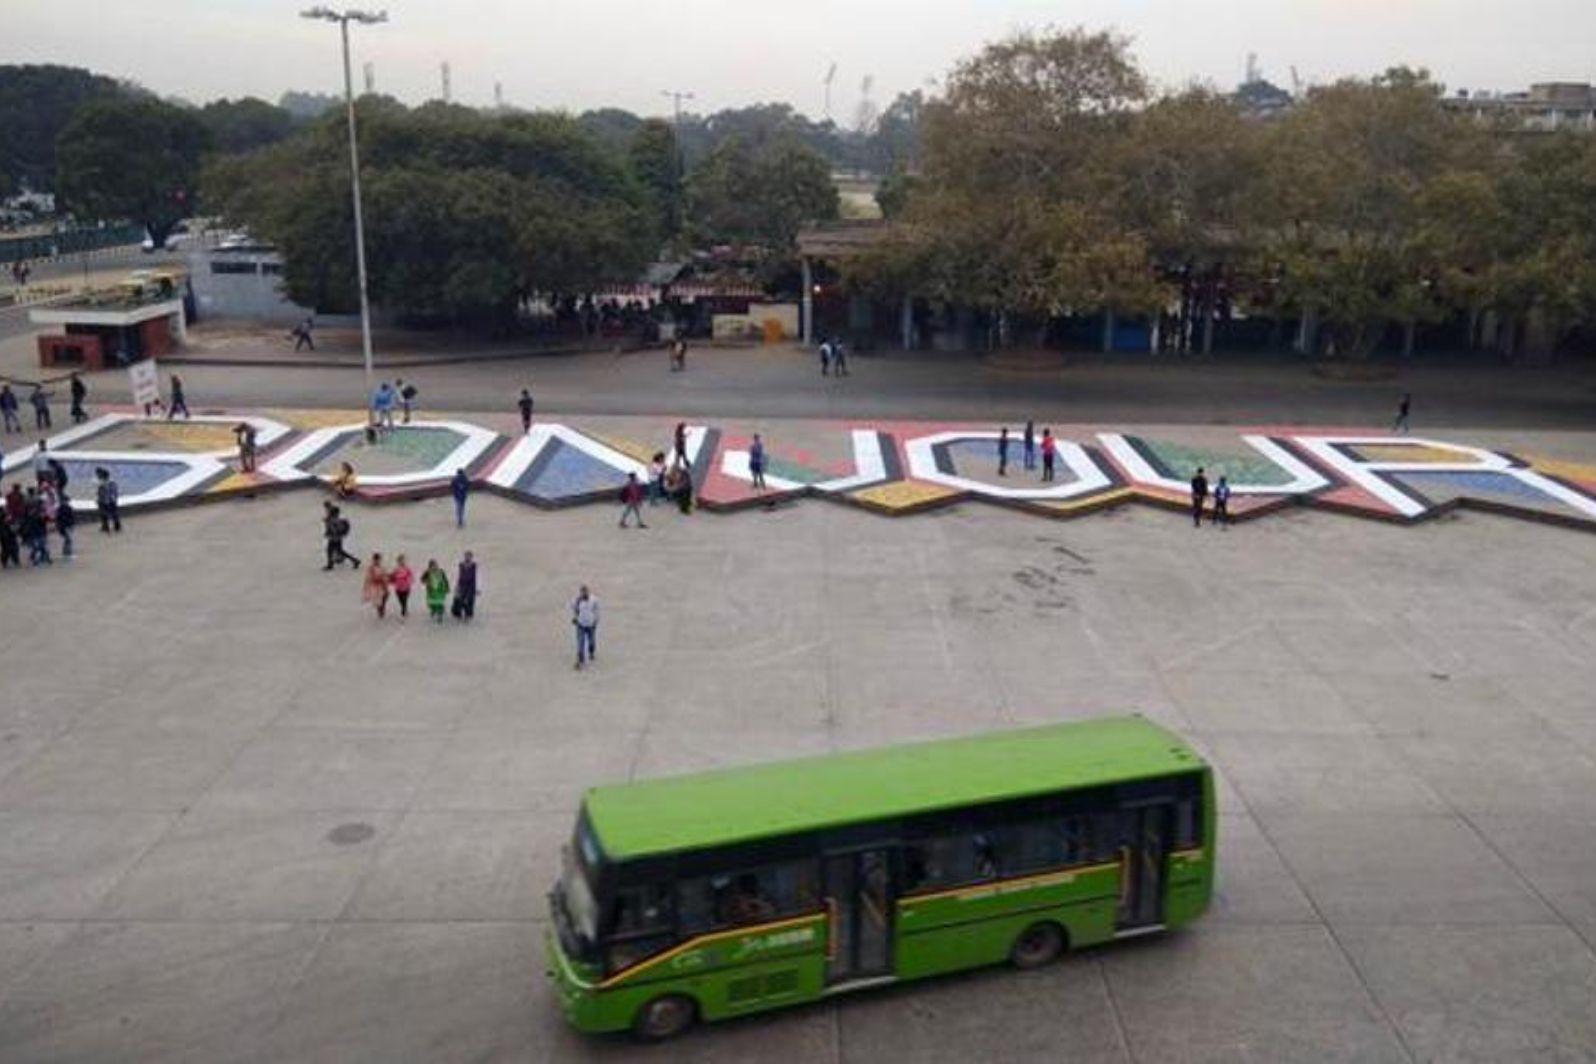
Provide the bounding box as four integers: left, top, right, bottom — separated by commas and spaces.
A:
5, 409, 1596, 532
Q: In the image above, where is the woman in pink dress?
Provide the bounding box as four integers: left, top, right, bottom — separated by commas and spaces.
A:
389, 554, 414, 620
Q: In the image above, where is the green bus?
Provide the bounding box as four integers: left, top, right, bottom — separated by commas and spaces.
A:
545, 716, 1215, 1040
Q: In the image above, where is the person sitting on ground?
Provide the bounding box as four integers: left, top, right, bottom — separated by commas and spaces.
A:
331, 461, 357, 498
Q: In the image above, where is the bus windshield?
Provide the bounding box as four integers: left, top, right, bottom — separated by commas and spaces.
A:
559, 844, 599, 951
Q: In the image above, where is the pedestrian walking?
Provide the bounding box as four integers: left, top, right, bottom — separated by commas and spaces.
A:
1023, 420, 1036, 471
322, 502, 360, 570
669, 337, 687, 372
572, 584, 599, 669
831, 338, 849, 377
450, 468, 471, 529
47, 456, 68, 495
451, 551, 478, 621
4, 483, 24, 527
292, 315, 315, 351
1040, 429, 1057, 482
1393, 393, 1411, 434
619, 472, 647, 528
391, 554, 414, 619
398, 379, 417, 424
748, 434, 768, 490
517, 388, 534, 434
819, 339, 831, 376
1212, 475, 1232, 529
422, 559, 449, 622
95, 467, 122, 533
362, 553, 390, 618
0, 510, 19, 569
647, 452, 666, 505
56, 493, 76, 559
29, 383, 51, 429
234, 422, 258, 472
1190, 467, 1209, 528
673, 422, 689, 469
0, 384, 20, 433
68, 373, 87, 424
998, 427, 1009, 477
167, 375, 190, 420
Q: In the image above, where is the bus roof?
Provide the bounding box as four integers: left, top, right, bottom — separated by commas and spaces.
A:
584, 716, 1205, 861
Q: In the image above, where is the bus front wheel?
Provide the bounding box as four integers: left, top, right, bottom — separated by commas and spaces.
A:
1010, 922, 1066, 970
633, 994, 696, 1041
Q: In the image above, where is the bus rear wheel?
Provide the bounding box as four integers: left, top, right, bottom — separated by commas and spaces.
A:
633, 994, 696, 1041
1010, 922, 1066, 970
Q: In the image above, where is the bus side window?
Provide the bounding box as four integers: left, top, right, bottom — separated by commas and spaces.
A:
677, 878, 716, 936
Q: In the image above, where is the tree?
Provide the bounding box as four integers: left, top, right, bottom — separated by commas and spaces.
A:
1251, 68, 1487, 357
629, 119, 683, 246
56, 95, 209, 246
0, 64, 125, 194
1119, 88, 1262, 353
860, 29, 1159, 345
204, 100, 655, 327
687, 135, 838, 250
200, 97, 295, 154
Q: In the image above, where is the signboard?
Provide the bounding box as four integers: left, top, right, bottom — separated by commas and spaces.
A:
129, 359, 160, 409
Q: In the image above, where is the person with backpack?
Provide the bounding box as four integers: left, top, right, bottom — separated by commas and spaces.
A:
95, 467, 122, 533
322, 502, 359, 570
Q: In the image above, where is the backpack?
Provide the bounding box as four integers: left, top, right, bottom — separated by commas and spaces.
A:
401, 384, 417, 401
333, 517, 351, 538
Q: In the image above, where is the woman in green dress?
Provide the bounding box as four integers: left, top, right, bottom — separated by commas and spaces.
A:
422, 558, 450, 623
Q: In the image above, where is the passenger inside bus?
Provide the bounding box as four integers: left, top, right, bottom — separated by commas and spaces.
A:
718, 873, 776, 925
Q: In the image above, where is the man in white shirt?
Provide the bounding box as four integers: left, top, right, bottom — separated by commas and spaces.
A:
573, 585, 600, 669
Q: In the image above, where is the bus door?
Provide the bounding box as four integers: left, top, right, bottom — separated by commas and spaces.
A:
823, 848, 894, 985
1116, 803, 1171, 931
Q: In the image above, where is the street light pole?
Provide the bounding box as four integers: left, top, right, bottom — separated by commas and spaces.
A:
302, 7, 386, 400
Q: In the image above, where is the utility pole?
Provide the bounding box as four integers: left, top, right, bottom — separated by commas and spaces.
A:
301, 6, 387, 400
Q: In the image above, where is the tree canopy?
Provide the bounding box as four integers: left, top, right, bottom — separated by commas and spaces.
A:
55, 95, 210, 246
0, 64, 124, 194
204, 100, 656, 325
686, 135, 839, 250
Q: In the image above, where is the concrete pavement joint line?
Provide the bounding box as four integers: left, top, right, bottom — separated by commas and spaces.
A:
1094, 954, 1139, 1064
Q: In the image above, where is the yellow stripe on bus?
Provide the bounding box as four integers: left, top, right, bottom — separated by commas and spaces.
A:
598, 912, 824, 989
898, 861, 1121, 907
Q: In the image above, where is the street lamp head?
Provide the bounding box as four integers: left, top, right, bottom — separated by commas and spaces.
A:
299, 6, 388, 23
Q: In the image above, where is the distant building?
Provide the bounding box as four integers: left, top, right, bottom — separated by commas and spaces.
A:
1233, 79, 1295, 122
187, 240, 365, 326
1444, 82, 1596, 133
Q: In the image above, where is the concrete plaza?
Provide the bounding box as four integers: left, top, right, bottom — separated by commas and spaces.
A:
0, 474, 1595, 1062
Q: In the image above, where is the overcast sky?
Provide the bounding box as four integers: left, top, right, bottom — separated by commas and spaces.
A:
10, 0, 1596, 118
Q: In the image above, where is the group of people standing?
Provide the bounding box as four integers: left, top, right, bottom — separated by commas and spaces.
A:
1, 443, 122, 569
995, 421, 1061, 481
321, 499, 479, 622
1, 375, 89, 432
620, 422, 698, 527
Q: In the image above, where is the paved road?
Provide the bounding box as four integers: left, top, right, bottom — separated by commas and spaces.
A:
0, 490, 1593, 1062
0, 246, 182, 342
91, 345, 1596, 429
